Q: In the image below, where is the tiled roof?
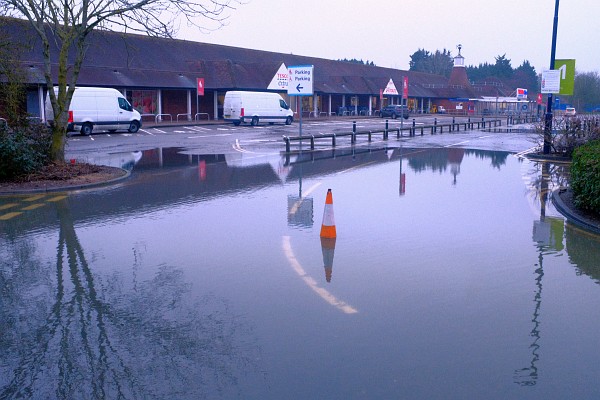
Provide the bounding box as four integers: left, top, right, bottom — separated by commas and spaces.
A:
2, 17, 468, 98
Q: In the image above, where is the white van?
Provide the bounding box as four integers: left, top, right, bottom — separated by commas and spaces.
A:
223, 91, 293, 126
45, 87, 142, 135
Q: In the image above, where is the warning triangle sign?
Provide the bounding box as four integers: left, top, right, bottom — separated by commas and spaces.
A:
267, 63, 289, 90
383, 79, 398, 95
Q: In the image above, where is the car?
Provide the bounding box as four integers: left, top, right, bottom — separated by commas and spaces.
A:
565, 107, 576, 117
437, 105, 447, 114
380, 104, 409, 119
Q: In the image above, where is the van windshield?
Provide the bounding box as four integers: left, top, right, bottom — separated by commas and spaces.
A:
279, 99, 289, 110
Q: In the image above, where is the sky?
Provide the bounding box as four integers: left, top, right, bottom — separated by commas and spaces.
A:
178, 0, 599, 74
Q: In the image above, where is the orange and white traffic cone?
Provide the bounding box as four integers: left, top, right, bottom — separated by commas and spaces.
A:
320, 189, 336, 239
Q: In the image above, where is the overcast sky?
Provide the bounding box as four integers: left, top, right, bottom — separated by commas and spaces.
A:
179, 0, 599, 74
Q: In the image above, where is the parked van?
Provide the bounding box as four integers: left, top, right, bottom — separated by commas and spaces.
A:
223, 91, 293, 126
45, 87, 142, 135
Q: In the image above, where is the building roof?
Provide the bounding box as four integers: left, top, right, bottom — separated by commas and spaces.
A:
2, 17, 470, 98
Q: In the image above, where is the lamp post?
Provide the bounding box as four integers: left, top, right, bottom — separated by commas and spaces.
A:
543, 0, 560, 154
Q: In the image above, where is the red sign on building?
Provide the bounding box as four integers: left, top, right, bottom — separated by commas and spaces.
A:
197, 78, 205, 96
402, 76, 409, 99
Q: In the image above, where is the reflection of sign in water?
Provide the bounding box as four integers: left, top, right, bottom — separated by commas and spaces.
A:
533, 217, 564, 251
287, 196, 313, 228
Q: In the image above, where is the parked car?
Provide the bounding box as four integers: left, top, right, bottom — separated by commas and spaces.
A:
565, 107, 577, 117
380, 104, 409, 119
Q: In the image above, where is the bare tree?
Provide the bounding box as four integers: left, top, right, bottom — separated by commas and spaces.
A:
0, 0, 239, 162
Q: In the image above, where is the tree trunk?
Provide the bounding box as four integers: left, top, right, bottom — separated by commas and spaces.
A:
50, 124, 67, 163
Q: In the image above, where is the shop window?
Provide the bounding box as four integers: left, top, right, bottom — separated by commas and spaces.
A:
130, 90, 157, 114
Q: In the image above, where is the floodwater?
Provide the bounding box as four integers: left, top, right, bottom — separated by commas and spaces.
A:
1, 147, 599, 399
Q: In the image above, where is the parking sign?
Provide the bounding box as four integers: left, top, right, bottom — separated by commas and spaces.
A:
287, 65, 314, 96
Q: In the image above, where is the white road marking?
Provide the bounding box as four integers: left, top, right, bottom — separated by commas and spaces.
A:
444, 140, 470, 148
187, 133, 232, 139
185, 126, 212, 132
282, 236, 358, 314
514, 146, 539, 159
233, 139, 253, 153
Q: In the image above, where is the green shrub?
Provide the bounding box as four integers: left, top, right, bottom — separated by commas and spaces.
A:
571, 140, 600, 214
0, 119, 52, 181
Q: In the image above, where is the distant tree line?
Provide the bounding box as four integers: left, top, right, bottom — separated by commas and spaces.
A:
408, 49, 539, 96
408, 48, 454, 78
566, 71, 600, 111
338, 58, 376, 66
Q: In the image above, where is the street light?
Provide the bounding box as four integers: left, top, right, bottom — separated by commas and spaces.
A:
543, 0, 560, 154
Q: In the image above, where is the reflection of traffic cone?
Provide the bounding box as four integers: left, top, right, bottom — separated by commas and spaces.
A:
321, 237, 336, 282
320, 189, 336, 239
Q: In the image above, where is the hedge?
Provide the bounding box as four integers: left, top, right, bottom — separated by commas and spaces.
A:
0, 120, 53, 181
571, 140, 600, 214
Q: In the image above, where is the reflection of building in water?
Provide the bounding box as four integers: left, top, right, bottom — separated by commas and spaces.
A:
448, 148, 464, 185
321, 237, 337, 283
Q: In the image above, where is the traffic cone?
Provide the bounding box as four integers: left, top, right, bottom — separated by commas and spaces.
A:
320, 189, 336, 239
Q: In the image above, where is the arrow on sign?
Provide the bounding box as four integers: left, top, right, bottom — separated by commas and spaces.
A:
558, 64, 567, 79
296, 84, 303, 92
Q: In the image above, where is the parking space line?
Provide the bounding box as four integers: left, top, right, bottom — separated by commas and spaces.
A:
46, 195, 68, 202
0, 203, 19, 211
185, 126, 212, 132
21, 203, 46, 211
23, 194, 46, 202
0, 212, 22, 220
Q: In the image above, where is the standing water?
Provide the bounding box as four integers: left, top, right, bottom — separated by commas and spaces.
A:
1, 147, 599, 399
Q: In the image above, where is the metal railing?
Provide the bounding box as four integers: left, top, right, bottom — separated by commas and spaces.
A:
195, 113, 210, 120
154, 114, 172, 123
283, 118, 504, 153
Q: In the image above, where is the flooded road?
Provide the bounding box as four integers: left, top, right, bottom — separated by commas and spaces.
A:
1, 147, 599, 399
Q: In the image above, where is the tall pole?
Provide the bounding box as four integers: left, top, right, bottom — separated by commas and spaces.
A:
543, 0, 560, 154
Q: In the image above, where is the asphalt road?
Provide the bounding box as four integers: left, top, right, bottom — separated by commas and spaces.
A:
66, 115, 540, 163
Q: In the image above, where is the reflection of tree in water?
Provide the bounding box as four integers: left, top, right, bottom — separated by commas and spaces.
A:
527, 161, 570, 204
407, 149, 509, 173
465, 150, 509, 170
0, 198, 258, 399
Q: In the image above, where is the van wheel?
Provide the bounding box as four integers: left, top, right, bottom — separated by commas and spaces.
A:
250, 117, 259, 126
80, 123, 93, 136
128, 121, 140, 133
285, 116, 293, 125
